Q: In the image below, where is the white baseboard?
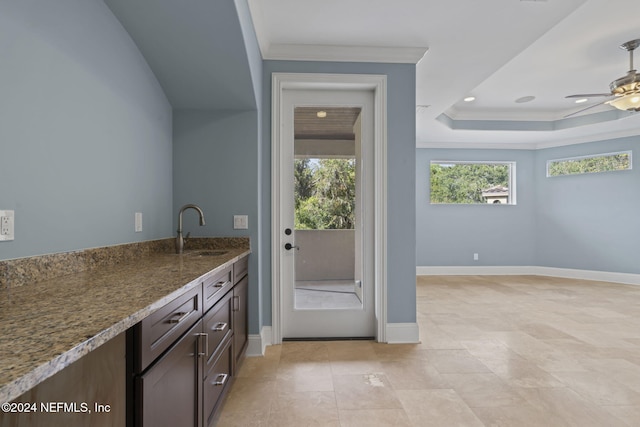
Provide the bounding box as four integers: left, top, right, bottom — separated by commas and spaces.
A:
417, 266, 640, 286
385, 323, 420, 344
246, 326, 272, 357
535, 267, 640, 286
416, 266, 539, 276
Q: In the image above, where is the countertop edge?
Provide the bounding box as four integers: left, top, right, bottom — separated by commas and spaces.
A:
0, 249, 251, 403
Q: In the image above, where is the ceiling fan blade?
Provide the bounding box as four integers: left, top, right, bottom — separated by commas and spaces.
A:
563, 100, 609, 118
565, 93, 612, 98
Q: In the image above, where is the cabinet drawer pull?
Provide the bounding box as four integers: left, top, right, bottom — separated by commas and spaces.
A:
214, 280, 227, 288
212, 322, 228, 332
196, 332, 208, 357
167, 311, 189, 324
212, 373, 228, 386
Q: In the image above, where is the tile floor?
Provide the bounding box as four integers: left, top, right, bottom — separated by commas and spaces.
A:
295, 280, 362, 310
217, 275, 640, 426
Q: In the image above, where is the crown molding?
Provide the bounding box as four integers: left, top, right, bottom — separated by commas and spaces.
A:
416, 141, 538, 150
417, 127, 640, 150
264, 43, 428, 64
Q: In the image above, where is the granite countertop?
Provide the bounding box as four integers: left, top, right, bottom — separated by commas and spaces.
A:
0, 240, 250, 403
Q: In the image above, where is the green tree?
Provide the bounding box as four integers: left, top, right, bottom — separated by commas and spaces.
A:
294, 158, 356, 229
430, 163, 509, 204
294, 159, 315, 209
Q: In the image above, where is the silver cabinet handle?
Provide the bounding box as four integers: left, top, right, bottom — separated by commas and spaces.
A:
233, 295, 240, 312
212, 373, 228, 386
196, 332, 208, 357
214, 280, 227, 288
212, 322, 228, 332
167, 311, 189, 324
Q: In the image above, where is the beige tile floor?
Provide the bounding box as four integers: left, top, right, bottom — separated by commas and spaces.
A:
217, 275, 640, 426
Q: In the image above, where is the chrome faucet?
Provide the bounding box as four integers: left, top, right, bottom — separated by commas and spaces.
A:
176, 204, 206, 254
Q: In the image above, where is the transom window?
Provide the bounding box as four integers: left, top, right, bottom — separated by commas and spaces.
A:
546, 151, 632, 177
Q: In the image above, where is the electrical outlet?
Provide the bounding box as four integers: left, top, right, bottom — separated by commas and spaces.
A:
0, 210, 15, 241
473, 253, 479, 261
233, 215, 248, 230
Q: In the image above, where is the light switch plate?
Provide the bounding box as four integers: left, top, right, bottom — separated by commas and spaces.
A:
233, 215, 248, 230
135, 212, 143, 232
0, 210, 15, 241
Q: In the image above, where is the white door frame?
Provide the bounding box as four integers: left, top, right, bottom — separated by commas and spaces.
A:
271, 72, 388, 344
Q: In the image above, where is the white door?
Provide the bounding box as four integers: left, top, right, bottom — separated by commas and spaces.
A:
280, 89, 375, 339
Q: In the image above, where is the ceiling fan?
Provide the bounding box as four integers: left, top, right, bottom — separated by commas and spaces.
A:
565, 38, 640, 118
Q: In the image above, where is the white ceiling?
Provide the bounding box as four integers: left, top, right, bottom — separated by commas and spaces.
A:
249, 0, 640, 149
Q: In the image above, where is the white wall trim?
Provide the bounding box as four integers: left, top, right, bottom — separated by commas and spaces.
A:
386, 323, 420, 344
417, 266, 640, 286
417, 266, 538, 276
416, 128, 640, 151
264, 44, 428, 64
535, 267, 640, 286
246, 326, 272, 357
271, 73, 388, 344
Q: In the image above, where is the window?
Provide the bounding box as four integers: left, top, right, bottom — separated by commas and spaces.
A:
430, 161, 516, 205
546, 151, 632, 177
294, 158, 356, 229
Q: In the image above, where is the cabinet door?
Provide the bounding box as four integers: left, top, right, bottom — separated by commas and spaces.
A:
137, 320, 202, 427
233, 275, 248, 365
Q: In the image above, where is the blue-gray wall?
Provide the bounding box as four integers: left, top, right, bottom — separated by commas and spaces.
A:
535, 137, 639, 274
173, 110, 260, 332
262, 61, 417, 325
0, 0, 173, 260
417, 149, 536, 267
171, 0, 265, 336
416, 137, 639, 274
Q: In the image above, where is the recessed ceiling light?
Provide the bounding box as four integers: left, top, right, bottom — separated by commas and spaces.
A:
463, 96, 476, 102
515, 96, 536, 103
575, 98, 588, 104
316, 111, 327, 118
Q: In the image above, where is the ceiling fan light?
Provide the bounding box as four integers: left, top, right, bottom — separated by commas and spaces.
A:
606, 93, 640, 111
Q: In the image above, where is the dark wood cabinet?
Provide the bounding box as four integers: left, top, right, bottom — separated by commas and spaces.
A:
202, 336, 233, 427
137, 321, 202, 427
135, 285, 202, 372
1, 333, 126, 427
232, 275, 248, 365
130, 254, 249, 427
203, 265, 233, 313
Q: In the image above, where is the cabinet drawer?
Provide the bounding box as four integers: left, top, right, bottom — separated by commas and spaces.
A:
137, 320, 201, 427
203, 337, 233, 427
203, 290, 233, 368
203, 265, 233, 312
136, 285, 202, 372
233, 256, 248, 284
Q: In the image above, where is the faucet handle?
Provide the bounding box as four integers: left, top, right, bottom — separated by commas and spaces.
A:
185, 231, 191, 240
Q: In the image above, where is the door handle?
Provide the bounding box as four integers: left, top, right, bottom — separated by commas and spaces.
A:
284, 243, 299, 251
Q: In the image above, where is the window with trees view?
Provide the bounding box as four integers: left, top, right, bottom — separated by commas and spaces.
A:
294, 158, 356, 230
546, 151, 632, 177
430, 161, 516, 205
